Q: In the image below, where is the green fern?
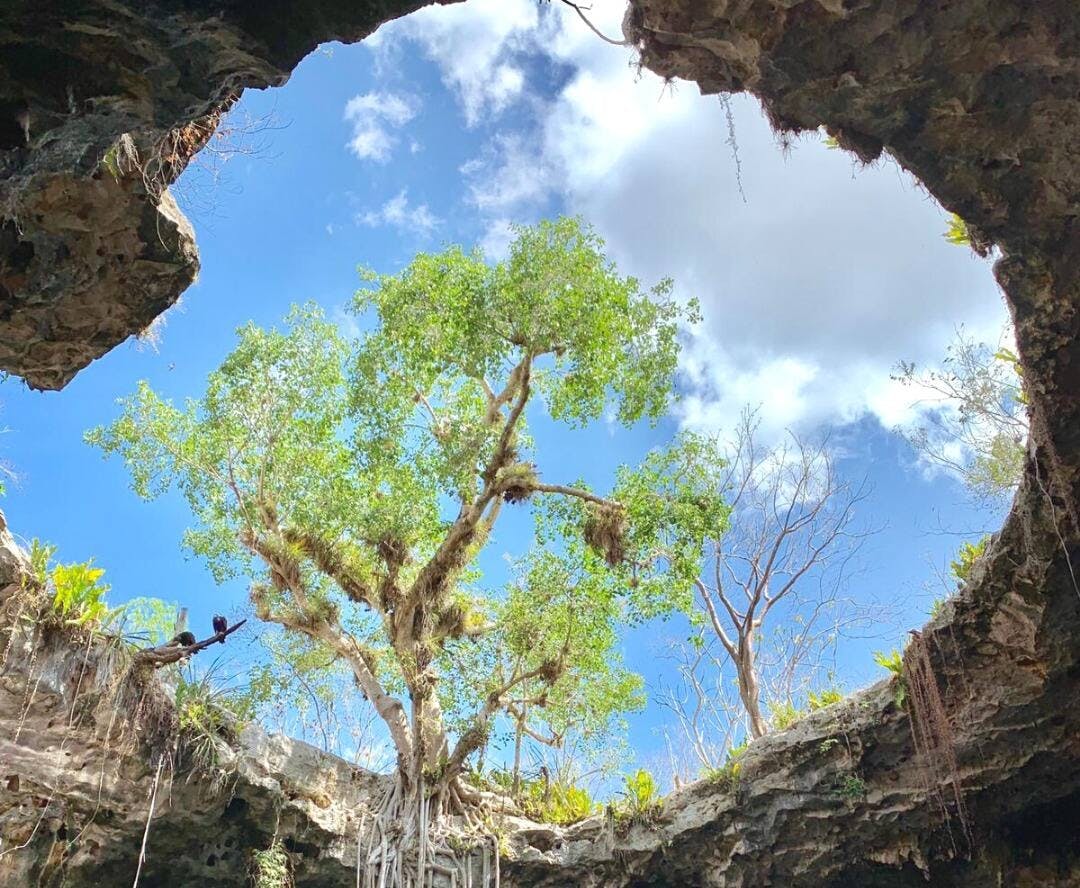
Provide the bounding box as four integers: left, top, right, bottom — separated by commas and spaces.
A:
769, 700, 803, 731
807, 688, 844, 711
873, 649, 907, 706
50, 561, 111, 626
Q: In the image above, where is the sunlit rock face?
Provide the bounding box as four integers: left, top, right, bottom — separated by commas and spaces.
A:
0, 476, 1079, 888
0, 0, 458, 389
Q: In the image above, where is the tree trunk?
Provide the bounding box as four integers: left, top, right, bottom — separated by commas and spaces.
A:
512, 709, 526, 797
736, 637, 769, 739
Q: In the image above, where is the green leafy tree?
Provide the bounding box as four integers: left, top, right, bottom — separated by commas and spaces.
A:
89, 219, 703, 849
894, 327, 1028, 503
493, 548, 646, 796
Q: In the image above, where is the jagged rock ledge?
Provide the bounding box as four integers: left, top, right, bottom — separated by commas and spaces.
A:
1, 446, 1078, 888
0, 0, 460, 389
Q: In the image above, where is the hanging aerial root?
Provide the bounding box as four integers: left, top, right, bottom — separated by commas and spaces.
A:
903, 630, 973, 856
359, 774, 504, 888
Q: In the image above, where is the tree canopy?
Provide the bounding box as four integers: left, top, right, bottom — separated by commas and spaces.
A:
89, 218, 712, 802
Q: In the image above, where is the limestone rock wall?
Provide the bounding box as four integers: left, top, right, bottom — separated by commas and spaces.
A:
0, 0, 457, 389
0, 442, 1078, 887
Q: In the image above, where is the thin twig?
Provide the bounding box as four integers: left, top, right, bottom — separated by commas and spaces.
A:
556, 0, 632, 46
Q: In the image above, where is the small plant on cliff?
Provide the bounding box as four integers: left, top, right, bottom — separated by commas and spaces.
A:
615, 769, 664, 826
769, 700, 804, 731
49, 560, 112, 627
950, 535, 990, 586
23, 539, 115, 630
174, 659, 252, 777
251, 838, 292, 888
704, 739, 748, 792
90, 218, 711, 885
943, 213, 972, 247
874, 649, 907, 707
807, 688, 844, 711
834, 773, 866, 804
513, 774, 596, 826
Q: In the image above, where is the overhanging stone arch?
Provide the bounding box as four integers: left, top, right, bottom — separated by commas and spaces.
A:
0, 1, 1077, 884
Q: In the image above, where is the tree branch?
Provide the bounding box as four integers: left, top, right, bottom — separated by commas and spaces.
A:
133, 620, 247, 668
556, 0, 632, 46
532, 482, 621, 508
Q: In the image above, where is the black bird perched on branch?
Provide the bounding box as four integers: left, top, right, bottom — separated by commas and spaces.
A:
212, 614, 228, 642
170, 630, 196, 647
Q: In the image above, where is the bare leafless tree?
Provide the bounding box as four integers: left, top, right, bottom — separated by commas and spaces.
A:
689, 410, 877, 739
655, 635, 746, 778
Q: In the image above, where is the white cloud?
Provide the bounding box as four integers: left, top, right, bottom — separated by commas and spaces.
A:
462, 134, 551, 213
379, 0, 1009, 443
343, 91, 419, 161
358, 189, 440, 236
478, 218, 516, 259
374, 0, 544, 126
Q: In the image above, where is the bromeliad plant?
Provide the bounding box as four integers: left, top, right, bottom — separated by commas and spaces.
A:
23, 539, 114, 630
90, 218, 714, 884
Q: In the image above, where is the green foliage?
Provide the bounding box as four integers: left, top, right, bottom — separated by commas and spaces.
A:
769, 700, 803, 732
704, 741, 747, 791
50, 561, 111, 626
22, 542, 114, 630
27, 539, 55, 588
175, 663, 252, 769
115, 597, 179, 646
89, 217, 698, 783
26, 540, 115, 630
608, 432, 730, 615
516, 775, 596, 825
541, 430, 731, 625
616, 769, 663, 825
929, 596, 949, 620
894, 328, 1027, 503
943, 213, 971, 247
101, 144, 122, 180
834, 773, 866, 802
355, 216, 694, 434
950, 535, 990, 586
807, 688, 844, 711
251, 839, 292, 888
873, 649, 907, 707
455, 547, 647, 753
873, 649, 904, 677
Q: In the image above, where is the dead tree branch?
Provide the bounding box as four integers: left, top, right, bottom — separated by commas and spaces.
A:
133, 619, 247, 668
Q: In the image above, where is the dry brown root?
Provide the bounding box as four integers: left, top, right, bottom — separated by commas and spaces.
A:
903, 631, 973, 856
360, 774, 503, 888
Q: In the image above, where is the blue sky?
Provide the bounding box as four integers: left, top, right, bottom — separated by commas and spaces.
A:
0, 0, 1009, 783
